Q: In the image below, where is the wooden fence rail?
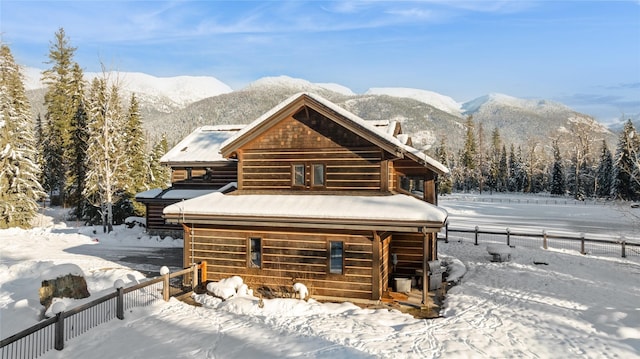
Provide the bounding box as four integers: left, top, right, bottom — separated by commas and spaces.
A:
441, 223, 639, 258
0, 262, 206, 359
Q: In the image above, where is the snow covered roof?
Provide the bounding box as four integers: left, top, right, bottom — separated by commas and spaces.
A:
135, 188, 163, 199
220, 92, 449, 175
136, 182, 237, 201
160, 125, 245, 165
164, 193, 448, 231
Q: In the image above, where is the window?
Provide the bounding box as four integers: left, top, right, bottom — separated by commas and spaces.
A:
399, 175, 424, 196
293, 164, 305, 186
249, 237, 262, 268
329, 241, 344, 274
312, 164, 325, 187
292, 163, 326, 188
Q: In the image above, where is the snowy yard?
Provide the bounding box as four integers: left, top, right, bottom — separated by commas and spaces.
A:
1, 197, 639, 358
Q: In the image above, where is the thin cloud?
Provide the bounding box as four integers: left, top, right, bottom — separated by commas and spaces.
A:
558, 93, 640, 109
605, 82, 640, 90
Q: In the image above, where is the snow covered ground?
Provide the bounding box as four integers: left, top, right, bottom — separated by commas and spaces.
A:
441, 193, 640, 242
1, 198, 639, 358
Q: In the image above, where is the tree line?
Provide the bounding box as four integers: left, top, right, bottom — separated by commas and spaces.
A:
433, 115, 640, 201
2, 28, 639, 231
1, 29, 170, 230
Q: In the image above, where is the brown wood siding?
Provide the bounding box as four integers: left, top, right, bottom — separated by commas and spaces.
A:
171, 169, 187, 183
240, 148, 383, 191
389, 233, 425, 277
146, 202, 181, 230
171, 162, 238, 187
236, 109, 386, 192
184, 225, 375, 300
246, 108, 377, 150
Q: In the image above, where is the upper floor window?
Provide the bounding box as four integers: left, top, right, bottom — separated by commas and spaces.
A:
312, 164, 325, 187
292, 163, 326, 189
293, 164, 305, 186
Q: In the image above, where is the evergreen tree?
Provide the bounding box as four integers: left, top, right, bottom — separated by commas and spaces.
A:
123, 94, 149, 215
66, 63, 89, 218
507, 145, 525, 192
434, 137, 452, 194
461, 115, 477, 192
612, 119, 640, 200
498, 145, 508, 192
550, 141, 565, 195
0, 43, 45, 228
487, 128, 502, 193
566, 154, 578, 197
476, 122, 487, 194
84, 77, 128, 232
42, 28, 83, 207
34, 113, 46, 188
581, 161, 595, 198
149, 134, 171, 189
596, 140, 613, 198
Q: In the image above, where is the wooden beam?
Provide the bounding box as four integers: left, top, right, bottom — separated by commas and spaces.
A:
371, 231, 381, 300
237, 149, 244, 190
422, 228, 428, 306
380, 159, 389, 192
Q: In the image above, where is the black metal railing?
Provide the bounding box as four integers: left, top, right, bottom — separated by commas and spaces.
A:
0, 263, 205, 359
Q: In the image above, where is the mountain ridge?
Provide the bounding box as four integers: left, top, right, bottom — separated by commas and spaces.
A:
23, 68, 616, 152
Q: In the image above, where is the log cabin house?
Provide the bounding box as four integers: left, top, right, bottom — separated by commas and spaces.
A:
135, 125, 243, 237
163, 92, 449, 304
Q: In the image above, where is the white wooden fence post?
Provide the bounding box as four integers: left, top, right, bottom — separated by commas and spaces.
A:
192, 263, 198, 290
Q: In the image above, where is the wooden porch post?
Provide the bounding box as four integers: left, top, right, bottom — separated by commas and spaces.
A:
182, 223, 191, 268
422, 229, 428, 305
371, 231, 381, 300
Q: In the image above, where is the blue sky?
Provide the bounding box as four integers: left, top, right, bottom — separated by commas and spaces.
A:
1, 1, 639, 126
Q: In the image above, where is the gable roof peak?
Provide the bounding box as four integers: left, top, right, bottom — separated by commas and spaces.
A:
220, 92, 449, 174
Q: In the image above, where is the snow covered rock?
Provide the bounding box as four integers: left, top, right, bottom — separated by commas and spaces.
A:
206, 276, 245, 300
487, 245, 512, 262
39, 264, 90, 309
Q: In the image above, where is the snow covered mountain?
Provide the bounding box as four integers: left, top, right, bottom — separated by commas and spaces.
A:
24, 69, 614, 151
460, 92, 613, 147
366, 87, 462, 117
24, 67, 232, 114
246, 75, 355, 97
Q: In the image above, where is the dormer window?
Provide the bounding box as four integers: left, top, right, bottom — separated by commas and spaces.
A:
291, 163, 326, 189
312, 164, 325, 187
293, 164, 305, 187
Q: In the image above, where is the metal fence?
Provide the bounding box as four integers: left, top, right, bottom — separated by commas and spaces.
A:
441, 196, 611, 206
0, 263, 205, 359
441, 224, 640, 258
